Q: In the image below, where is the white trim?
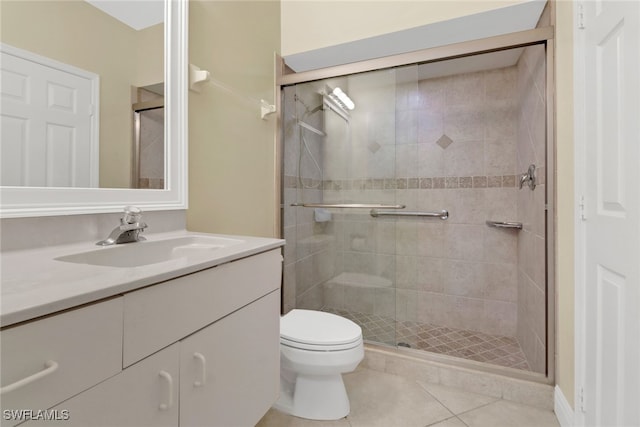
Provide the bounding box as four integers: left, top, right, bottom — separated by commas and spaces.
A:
555, 385, 575, 427
0, 0, 188, 218
573, 1, 587, 426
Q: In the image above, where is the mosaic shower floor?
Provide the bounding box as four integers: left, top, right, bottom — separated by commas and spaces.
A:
324, 308, 532, 372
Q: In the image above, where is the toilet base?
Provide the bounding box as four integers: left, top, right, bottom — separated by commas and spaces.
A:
273, 372, 350, 420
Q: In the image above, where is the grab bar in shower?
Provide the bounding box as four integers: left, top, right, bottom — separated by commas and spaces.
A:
291, 203, 406, 209
370, 209, 449, 220
486, 220, 523, 229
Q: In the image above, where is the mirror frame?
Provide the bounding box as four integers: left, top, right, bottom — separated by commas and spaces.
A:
0, 0, 188, 218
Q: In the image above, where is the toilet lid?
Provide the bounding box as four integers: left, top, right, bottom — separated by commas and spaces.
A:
280, 310, 362, 347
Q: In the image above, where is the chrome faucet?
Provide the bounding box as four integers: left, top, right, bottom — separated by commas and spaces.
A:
96, 206, 148, 246
519, 164, 537, 190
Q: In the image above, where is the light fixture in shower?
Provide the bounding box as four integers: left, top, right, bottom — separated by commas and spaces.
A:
322, 85, 354, 122
331, 87, 355, 110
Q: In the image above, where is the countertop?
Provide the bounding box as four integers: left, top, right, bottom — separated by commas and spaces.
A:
0, 230, 285, 327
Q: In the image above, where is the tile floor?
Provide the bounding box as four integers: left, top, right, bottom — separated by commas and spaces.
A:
325, 309, 531, 371
256, 367, 560, 427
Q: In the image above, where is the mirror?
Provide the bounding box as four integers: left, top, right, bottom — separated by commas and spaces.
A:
0, 0, 187, 217
1, 0, 164, 189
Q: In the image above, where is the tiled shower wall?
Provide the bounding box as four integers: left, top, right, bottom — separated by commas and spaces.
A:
282, 83, 336, 314
516, 44, 547, 373
321, 66, 522, 338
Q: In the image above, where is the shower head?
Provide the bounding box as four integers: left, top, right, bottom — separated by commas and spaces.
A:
308, 104, 323, 115
323, 95, 350, 122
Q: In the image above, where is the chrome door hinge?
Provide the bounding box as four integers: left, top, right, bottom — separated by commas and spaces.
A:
577, 3, 586, 29
579, 195, 587, 221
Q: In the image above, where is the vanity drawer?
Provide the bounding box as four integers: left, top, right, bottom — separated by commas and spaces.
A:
0, 298, 123, 426
123, 249, 282, 367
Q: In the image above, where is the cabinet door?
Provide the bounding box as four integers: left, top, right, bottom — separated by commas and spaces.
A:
25, 343, 180, 427
0, 298, 123, 427
180, 290, 280, 427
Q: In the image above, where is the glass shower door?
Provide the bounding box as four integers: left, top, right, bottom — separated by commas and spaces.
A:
281, 70, 399, 347
282, 43, 549, 375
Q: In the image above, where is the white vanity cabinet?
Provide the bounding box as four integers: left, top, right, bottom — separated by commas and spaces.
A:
42, 343, 181, 427
3, 247, 283, 427
180, 290, 280, 427
0, 298, 124, 427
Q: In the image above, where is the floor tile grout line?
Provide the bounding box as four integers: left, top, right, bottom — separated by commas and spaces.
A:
414, 381, 458, 421
424, 414, 468, 427
414, 378, 503, 422
452, 398, 502, 419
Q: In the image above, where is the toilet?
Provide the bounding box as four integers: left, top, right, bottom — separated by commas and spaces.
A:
273, 309, 364, 420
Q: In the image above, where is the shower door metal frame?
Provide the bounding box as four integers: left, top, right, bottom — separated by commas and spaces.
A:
132, 99, 165, 189
275, 26, 556, 385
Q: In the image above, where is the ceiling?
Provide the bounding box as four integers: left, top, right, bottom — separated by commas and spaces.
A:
84, 0, 164, 31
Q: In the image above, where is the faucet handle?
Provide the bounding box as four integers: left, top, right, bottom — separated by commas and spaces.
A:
123, 206, 142, 224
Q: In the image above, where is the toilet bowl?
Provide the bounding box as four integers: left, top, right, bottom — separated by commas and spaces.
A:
273, 309, 364, 420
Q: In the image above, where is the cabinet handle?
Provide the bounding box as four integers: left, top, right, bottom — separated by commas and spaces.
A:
193, 352, 206, 387
0, 360, 58, 394
158, 371, 174, 411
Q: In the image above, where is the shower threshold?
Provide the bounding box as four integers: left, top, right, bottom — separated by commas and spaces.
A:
323, 308, 531, 372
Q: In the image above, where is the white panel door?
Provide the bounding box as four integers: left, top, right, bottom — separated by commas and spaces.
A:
580, 1, 640, 425
0, 44, 98, 187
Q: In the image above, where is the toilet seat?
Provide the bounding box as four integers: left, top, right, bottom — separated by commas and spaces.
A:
280, 336, 362, 351
280, 310, 362, 351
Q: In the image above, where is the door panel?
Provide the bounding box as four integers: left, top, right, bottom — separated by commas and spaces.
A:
581, 1, 640, 425
0, 46, 97, 187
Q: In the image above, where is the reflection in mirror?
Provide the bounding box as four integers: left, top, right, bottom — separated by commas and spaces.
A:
0, 0, 164, 189
133, 84, 165, 189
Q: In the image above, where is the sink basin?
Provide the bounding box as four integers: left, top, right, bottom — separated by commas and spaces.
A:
55, 236, 244, 268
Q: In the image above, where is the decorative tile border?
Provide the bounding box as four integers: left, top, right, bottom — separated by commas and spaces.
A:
283, 175, 518, 190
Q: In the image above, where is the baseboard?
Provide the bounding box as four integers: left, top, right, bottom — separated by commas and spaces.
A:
554, 385, 574, 426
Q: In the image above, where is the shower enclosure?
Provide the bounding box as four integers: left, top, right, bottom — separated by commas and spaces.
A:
279, 31, 553, 379
132, 85, 165, 189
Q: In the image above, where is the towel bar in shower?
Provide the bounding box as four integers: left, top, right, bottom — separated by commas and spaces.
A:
370, 209, 449, 220
486, 220, 523, 229
290, 203, 406, 209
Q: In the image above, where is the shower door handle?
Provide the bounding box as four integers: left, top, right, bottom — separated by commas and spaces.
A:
370, 209, 449, 220
291, 203, 406, 209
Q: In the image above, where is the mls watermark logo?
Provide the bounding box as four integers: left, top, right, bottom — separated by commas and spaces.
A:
3, 409, 70, 422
